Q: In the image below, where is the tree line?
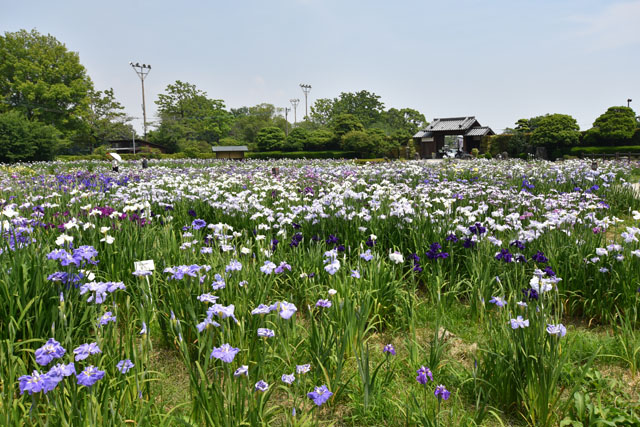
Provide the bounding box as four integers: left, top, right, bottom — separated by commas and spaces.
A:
1, 29, 638, 163
0, 29, 426, 162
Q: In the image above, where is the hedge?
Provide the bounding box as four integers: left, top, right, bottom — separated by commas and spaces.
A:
246, 151, 357, 159
569, 145, 640, 155
57, 153, 189, 162
56, 151, 358, 162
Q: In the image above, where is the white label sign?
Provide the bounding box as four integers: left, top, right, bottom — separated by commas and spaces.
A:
134, 260, 155, 271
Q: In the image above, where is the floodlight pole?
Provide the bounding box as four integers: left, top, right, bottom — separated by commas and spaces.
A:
130, 62, 152, 139
290, 98, 300, 124
284, 107, 291, 136
299, 84, 311, 119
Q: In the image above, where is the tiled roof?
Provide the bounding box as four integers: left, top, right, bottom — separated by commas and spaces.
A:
465, 127, 494, 136
211, 146, 249, 152
413, 130, 434, 139
424, 117, 479, 132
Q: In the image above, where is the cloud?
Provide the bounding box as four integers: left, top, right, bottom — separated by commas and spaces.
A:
570, 1, 640, 49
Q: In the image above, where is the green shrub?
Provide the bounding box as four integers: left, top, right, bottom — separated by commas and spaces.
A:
569, 145, 640, 156
246, 150, 357, 159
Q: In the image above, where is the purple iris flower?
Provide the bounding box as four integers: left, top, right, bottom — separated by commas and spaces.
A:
383, 344, 396, 355
35, 338, 66, 366
191, 219, 207, 230
281, 373, 295, 384
495, 249, 513, 263
434, 385, 451, 401
276, 301, 297, 319
510, 240, 526, 250
234, 365, 248, 376
73, 342, 101, 361
326, 234, 339, 245
522, 288, 539, 301
531, 251, 548, 263
18, 371, 54, 395
416, 366, 433, 384
315, 299, 332, 308
98, 311, 116, 326
489, 296, 507, 307
116, 359, 134, 374
255, 380, 269, 392
210, 343, 240, 363
468, 223, 486, 235
257, 328, 275, 338
76, 365, 105, 387
445, 234, 458, 242
307, 385, 333, 406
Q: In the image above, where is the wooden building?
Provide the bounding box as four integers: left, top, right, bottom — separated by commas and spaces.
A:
211, 146, 249, 159
413, 117, 494, 159
108, 139, 167, 154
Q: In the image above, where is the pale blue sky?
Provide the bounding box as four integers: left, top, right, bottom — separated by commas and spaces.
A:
2, 0, 639, 133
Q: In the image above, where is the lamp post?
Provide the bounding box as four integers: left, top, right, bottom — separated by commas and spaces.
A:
628, 98, 632, 108
290, 98, 300, 124
130, 62, 151, 139
284, 107, 291, 136
299, 84, 311, 119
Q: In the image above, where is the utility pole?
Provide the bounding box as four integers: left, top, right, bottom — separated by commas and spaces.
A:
290, 98, 300, 124
284, 107, 291, 136
130, 62, 151, 139
299, 84, 311, 119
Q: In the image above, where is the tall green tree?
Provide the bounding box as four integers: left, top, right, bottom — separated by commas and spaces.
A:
284, 127, 309, 151
585, 106, 637, 144
0, 110, 60, 162
309, 98, 334, 126
380, 108, 426, 137
0, 29, 92, 136
74, 88, 132, 153
333, 114, 364, 139
332, 90, 384, 127
153, 80, 231, 145
529, 114, 580, 147
256, 126, 285, 151
306, 129, 334, 151
228, 103, 280, 145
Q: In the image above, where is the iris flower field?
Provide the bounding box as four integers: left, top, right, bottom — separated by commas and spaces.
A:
1, 158, 639, 426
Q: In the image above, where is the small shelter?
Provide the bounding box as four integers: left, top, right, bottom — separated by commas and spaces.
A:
108, 139, 167, 154
413, 117, 494, 158
211, 146, 248, 160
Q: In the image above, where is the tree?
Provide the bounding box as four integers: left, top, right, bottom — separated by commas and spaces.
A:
0, 110, 60, 162
380, 108, 426, 137
585, 106, 637, 144
228, 103, 280, 144
306, 129, 334, 151
309, 98, 334, 126
74, 88, 132, 153
332, 90, 384, 127
529, 114, 580, 147
154, 80, 232, 145
284, 127, 309, 151
333, 114, 364, 139
341, 130, 373, 157
0, 29, 93, 136
256, 126, 285, 151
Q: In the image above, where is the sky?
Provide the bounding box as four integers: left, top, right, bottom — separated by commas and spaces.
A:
2, 0, 640, 134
